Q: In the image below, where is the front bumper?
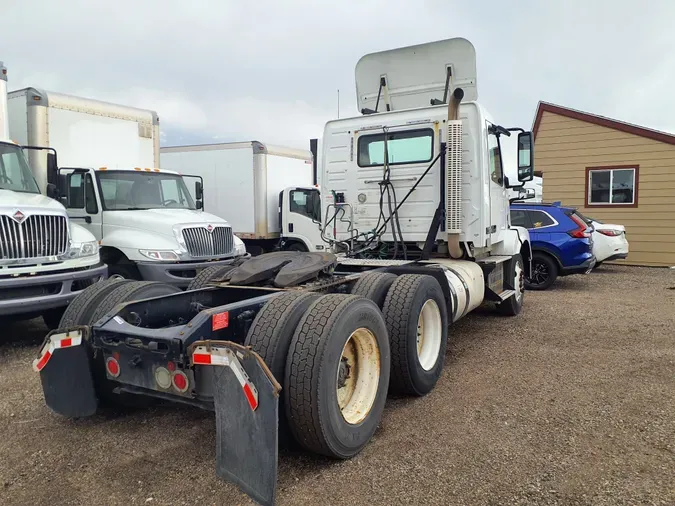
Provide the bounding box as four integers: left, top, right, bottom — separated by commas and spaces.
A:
0, 263, 108, 317
561, 256, 596, 276
136, 254, 250, 288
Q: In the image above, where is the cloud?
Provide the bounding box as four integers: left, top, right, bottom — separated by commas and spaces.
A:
4, 0, 675, 153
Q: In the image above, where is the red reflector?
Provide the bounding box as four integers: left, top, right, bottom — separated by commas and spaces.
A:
193, 353, 212, 365
172, 371, 189, 392
113, 351, 121, 361
212, 311, 229, 331
243, 383, 258, 410
167, 361, 176, 372
106, 357, 120, 377
60, 338, 72, 348
35, 350, 52, 372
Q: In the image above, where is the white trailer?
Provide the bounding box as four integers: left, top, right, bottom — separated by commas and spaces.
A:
8, 88, 248, 287
160, 142, 321, 255
8, 88, 159, 194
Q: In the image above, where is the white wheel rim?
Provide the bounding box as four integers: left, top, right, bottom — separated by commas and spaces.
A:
514, 260, 524, 302
416, 299, 442, 371
336, 327, 380, 425
110, 274, 125, 281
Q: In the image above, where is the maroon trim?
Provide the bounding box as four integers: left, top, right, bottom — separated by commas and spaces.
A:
584, 165, 640, 209
532, 102, 675, 146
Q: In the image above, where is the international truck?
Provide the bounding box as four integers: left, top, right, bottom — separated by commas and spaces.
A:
8, 87, 248, 288
32, 38, 534, 505
0, 61, 107, 329
160, 141, 322, 255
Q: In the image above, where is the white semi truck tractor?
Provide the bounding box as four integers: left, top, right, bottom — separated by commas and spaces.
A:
33, 38, 534, 505
7, 86, 248, 287
0, 61, 106, 329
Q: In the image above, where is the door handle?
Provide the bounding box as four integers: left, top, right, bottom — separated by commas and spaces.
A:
70, 216, 92, 224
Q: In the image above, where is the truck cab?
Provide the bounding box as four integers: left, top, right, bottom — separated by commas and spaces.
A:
0, 61, 106, 328
54, 166, 248, 286
278, 185, 324, 251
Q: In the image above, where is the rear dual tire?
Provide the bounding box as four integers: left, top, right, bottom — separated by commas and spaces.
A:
284, 295, 390, 458
381, 274, 448, 396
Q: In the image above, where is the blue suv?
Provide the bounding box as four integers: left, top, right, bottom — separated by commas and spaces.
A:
510, 202, 596, 290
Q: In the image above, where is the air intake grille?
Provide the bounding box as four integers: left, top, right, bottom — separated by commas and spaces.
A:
445, 120, 463, 233
182, 226, 234, 257
0, 214, 69, 260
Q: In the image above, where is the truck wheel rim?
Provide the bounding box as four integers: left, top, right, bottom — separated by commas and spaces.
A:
336, 327, 380, 425
417, 299, 442, 371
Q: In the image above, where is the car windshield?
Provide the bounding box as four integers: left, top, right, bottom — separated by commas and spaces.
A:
0, 142, 41, 194
97, 170, 196, 210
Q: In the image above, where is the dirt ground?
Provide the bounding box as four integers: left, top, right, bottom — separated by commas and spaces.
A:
1, 264, 673, 506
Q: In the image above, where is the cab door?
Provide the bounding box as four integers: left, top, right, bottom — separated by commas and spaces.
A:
59, 168, 103, 240
486, 123, 507, 246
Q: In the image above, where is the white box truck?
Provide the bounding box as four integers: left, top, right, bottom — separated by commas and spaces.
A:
161, 142, 323, 255
0, 61, 107, 329
8, 88, 248, 287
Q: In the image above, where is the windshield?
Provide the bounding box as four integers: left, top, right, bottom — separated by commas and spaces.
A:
0, 143, 40, 194
97, 170, 196, 210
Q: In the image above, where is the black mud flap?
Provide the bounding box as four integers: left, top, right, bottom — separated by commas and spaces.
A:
34, 327, 98, 418
190, 341, 281, 506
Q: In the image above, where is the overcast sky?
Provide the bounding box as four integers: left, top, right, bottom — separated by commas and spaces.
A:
5, 0, 675, 156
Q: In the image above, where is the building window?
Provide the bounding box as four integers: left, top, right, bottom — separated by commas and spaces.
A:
586, 166, 638, 207
357, 129, 433, 167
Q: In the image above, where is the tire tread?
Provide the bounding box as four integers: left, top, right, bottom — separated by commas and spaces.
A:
285, 294, 361, 456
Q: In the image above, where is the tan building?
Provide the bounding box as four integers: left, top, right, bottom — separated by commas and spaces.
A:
532, 102, 675, 267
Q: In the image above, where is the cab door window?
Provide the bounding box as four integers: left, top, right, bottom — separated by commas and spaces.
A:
487, 130, 503, 185
289, 189, 320, 222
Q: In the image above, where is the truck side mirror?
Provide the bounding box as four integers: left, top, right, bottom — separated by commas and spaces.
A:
46, 152, 59, 185
194, 180, 204, 210
517, 132, 534, 182
46, 183, 59, 200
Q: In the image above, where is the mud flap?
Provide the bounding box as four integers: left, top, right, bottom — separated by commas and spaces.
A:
190, 341, 281, 506
33, 328, 98, 418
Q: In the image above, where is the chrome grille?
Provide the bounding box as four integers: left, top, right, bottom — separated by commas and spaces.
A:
0, 214, 69, 260
182, 226, 234, 257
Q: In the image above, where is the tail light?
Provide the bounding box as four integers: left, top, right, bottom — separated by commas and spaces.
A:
106, 356, 121, 378
172, 371, 189, 393
598, 229, 621, 237
568, 214, 591, 238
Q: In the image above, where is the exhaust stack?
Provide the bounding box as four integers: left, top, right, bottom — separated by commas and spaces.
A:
445, 87, 464, 259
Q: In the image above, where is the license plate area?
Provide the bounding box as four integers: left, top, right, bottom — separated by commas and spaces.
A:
101, 348, 197, 398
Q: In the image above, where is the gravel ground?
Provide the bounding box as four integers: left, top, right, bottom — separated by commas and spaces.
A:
1, 265, 673, 506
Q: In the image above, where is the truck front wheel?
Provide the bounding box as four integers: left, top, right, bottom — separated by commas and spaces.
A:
382, 274, 448, 396
284, 294, 390, 458
497, 254, 525, 316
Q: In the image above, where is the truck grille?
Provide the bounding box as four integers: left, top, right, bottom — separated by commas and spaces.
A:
182, 226, 234, 257
0, 214, 69, 260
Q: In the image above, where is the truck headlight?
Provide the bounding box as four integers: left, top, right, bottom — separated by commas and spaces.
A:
233, 236, 246, 256
139, 249, 180, 261
70, 240, 99, 258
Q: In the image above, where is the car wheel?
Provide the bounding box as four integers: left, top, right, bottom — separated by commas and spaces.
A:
525, 252, 558, 290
